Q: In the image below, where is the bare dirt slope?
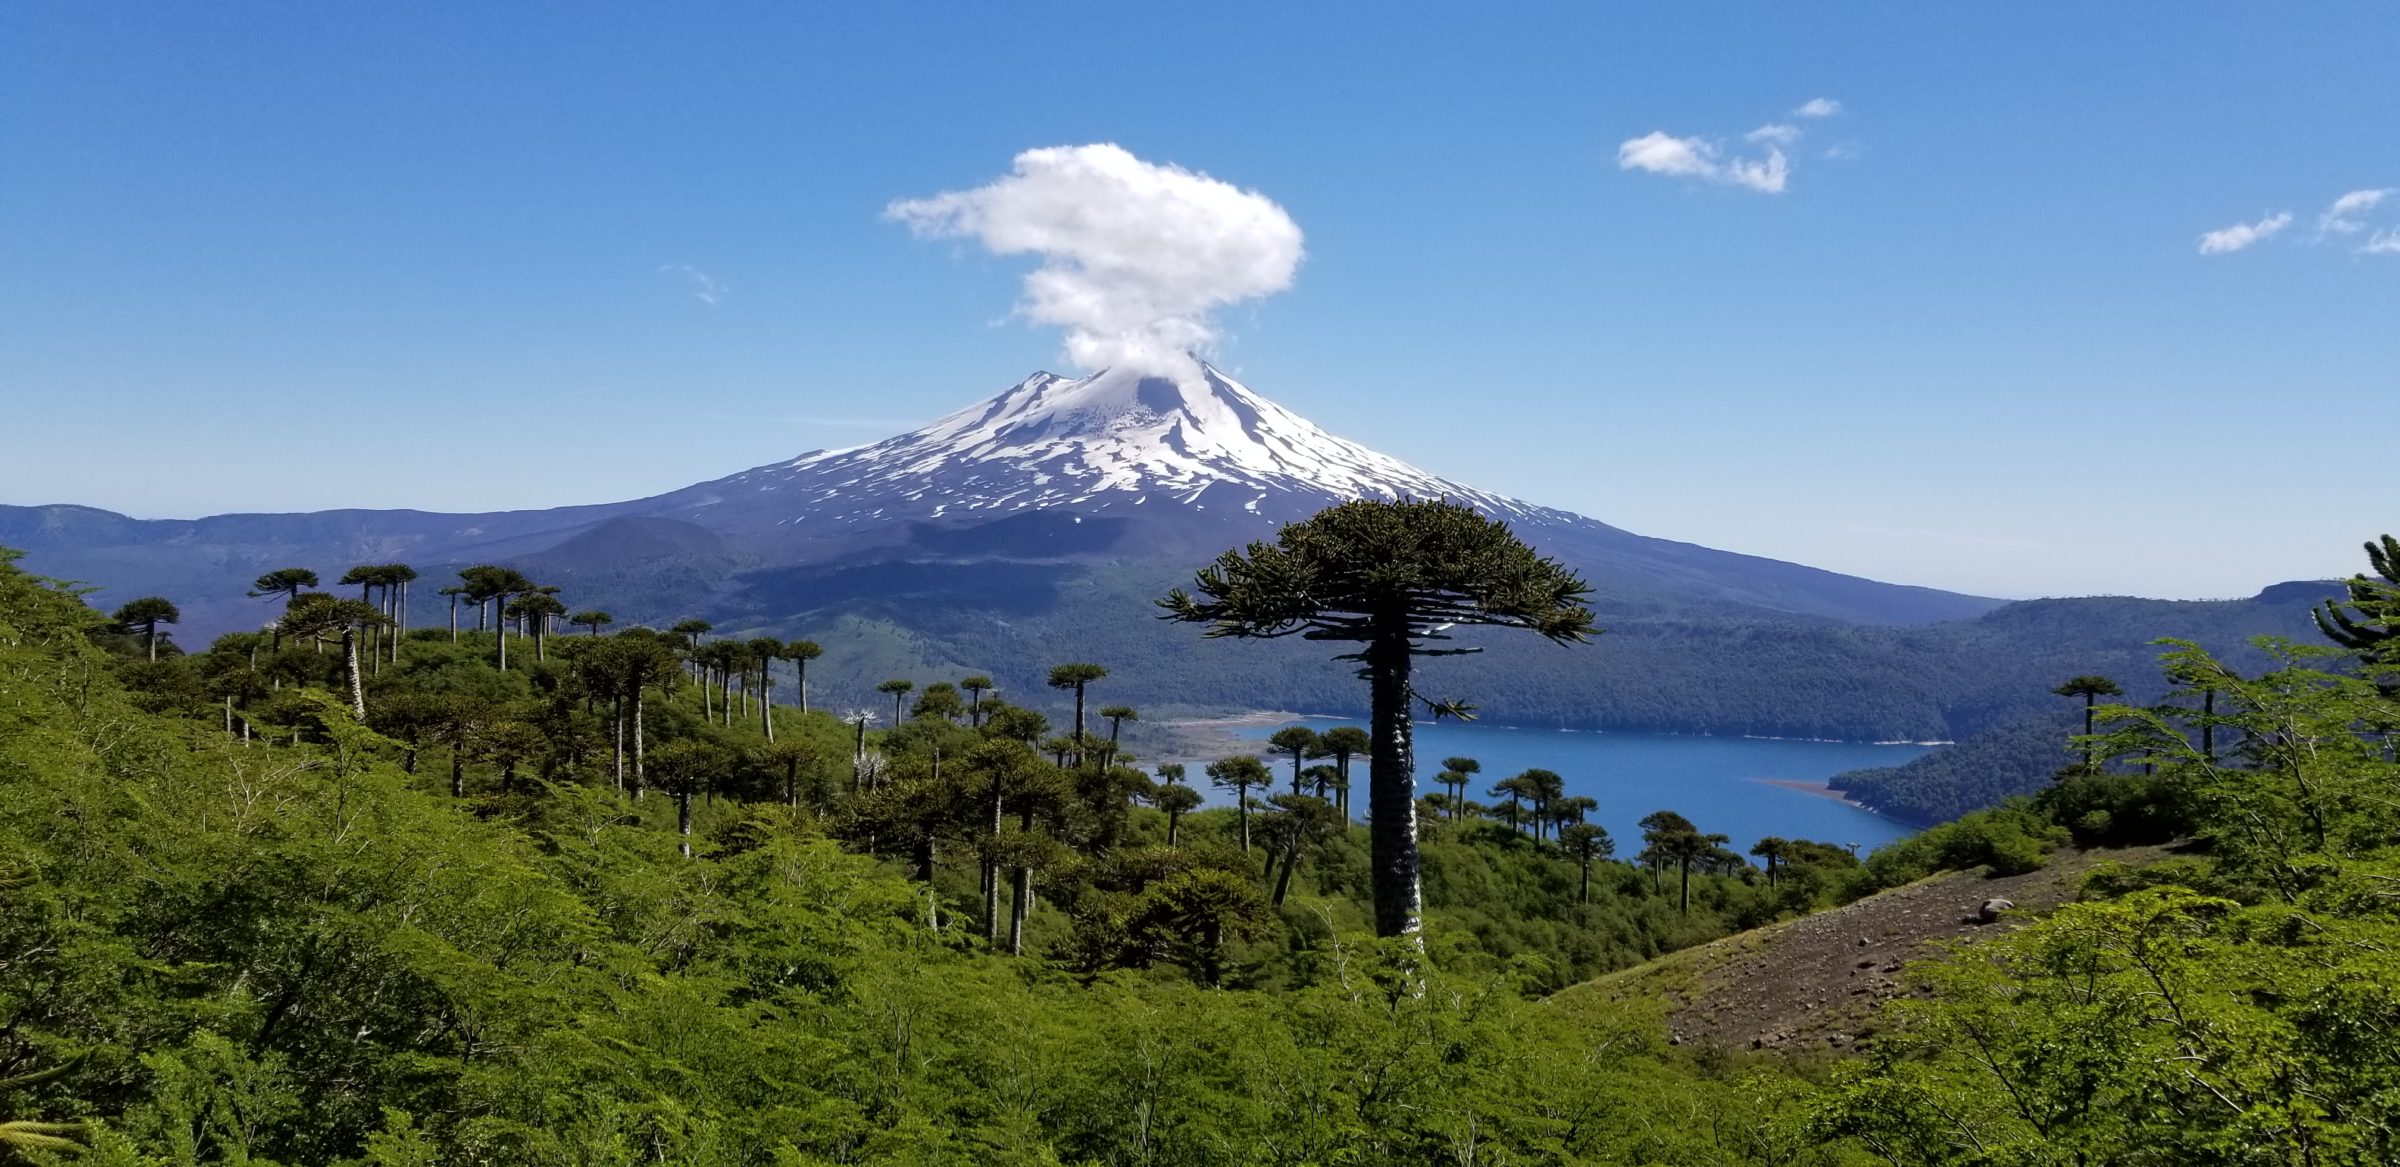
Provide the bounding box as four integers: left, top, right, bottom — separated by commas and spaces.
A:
1554, 845, 2172, 1053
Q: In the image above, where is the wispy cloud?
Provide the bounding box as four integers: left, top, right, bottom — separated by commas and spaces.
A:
1619, 99, 1842, 195
2200, 187, 2400, 257
2318, 188, 2394, 237
660, 263, 727, 305
2197, 212, 2292, 255
1619, 131, 1790, 193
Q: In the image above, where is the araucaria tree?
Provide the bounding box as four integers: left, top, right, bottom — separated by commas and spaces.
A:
2054, 674, 2124, 770
2316, 533, 2400, 676
111, 596, 180, 661
1206, 755, 1271, 853
248, 567, 318, 652
1047, 663, 1108, 764
1162, 497, 1596, 939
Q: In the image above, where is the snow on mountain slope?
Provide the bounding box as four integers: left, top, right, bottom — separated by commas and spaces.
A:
700, 363, 1564, 531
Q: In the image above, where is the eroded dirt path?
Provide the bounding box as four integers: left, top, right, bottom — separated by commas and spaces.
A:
1555, 845, 2172, 1053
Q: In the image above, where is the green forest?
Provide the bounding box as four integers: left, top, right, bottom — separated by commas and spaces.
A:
4, 520, 2400, 1165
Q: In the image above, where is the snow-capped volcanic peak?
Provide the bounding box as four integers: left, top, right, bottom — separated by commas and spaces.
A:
723, 362, 1549, 528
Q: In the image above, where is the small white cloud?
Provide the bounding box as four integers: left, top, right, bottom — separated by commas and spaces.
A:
1723, 151, 1789, 194
888, 144, 1303, 386
660, 263, 727, 305
1746, 123, 1802, 145
1792, 98, 1843, 118
1618, 132, 1718, 179
2363, 228, 2400, 255
2197, 212, 2292, 255
1618, 131, 1788, 194
1823, 142, 1863, 161
2318, 188, 2394, 236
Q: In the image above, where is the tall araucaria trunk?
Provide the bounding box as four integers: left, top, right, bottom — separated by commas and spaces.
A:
984, 781, 1004, 947
760, 666, 774, 741
1366, 623, 1423, 940
632, 688, 647, 798
611, 695, 625, 793
342, 628, 365, 718
1009, 805, 1033, 956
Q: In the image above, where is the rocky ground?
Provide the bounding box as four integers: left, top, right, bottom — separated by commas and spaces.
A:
1556, 844, 2174, 1053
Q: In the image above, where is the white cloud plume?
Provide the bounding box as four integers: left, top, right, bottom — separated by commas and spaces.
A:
660, 263, 726, 305
1618, 131, 1789, 193
1792, 98, 1843, 118
2197, 212, 2292, 255
2318, 188, 2394, 237
886, 143, 1304, 385
1746, 123, 1802, 145
2363, 228, 2400, 255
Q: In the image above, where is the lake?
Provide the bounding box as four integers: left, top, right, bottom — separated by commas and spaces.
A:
1227, 718, 1930, 855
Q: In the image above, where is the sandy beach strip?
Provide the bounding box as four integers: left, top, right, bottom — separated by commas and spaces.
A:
1748, 777, 1874, 812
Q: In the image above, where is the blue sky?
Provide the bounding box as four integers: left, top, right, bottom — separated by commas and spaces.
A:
2, 4, 2393, 600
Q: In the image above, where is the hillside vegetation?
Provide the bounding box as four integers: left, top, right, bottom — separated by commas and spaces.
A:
3, 528, 2397, 1165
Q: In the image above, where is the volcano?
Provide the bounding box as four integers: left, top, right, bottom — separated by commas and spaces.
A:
2, 362, 2035, 737
3, 362, 1997, 634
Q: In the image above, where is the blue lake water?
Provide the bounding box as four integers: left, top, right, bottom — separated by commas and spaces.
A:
1227, 718, 1931, 855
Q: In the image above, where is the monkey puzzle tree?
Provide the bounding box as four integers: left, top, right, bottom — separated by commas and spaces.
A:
1559, 821, 1614, 904
1320, 724, 1369, 817
279, 592, 386, 718
1163, 498, 1596, 939
1153, 781, 1203, 848
571, 610, 614, 637
459, 565, 536, 669
1205, 755, 1272, 853
508, 592, 568, 663
1260, 792, 1343, 907
649, 739, 729, 858
747, 636, 785, 739
877, 678, 915, 727
1266, 725, 1321, 795
248, 567, 317, 652
1442, 755, 1482, 822
960, 674, 996, 725
111, 596, 180, 661
1097, 704, 1139, 768
2316, 533, 2400, 679
1518, 768, 1566, 840
2054, 674, 2125, 770
913, 681, 966, 724
1750, 836, 1790, 890
1046, 662, 1109, 763
781, 639, 824, 714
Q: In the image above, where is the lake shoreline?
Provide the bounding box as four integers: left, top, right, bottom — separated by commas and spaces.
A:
1157, 713, 1926, 850
1161, 710, 1950, 749
1748, 777, 1874, 813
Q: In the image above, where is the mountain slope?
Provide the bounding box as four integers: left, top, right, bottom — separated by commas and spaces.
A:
2, 361, 1998, 630
13, 359, 2235, 746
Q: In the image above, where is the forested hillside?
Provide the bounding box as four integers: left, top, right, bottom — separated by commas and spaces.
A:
1830, 712, 2081, 823
6, 529, 2399, 1165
